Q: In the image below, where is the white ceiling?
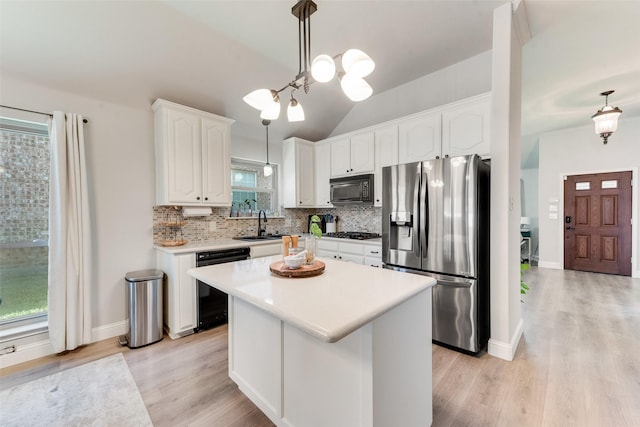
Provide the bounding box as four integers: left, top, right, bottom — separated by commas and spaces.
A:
1, 1, 639, 169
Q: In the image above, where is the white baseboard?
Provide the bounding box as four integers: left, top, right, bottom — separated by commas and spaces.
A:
91, 320, 128, 343
0, 320, 128, 369
538, 261, 562, 269
0, 339, 54, 369
488, 318, 523, 361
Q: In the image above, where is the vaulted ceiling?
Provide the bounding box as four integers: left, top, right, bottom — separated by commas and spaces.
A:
1, 1, 639, 169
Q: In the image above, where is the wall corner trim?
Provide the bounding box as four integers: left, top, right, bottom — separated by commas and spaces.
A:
488, 318, 523, 361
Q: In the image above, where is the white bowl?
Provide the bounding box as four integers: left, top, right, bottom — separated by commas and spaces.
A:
284, 255, 304, 269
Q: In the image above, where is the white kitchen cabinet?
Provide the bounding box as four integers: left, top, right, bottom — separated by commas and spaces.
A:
156, 251, 197, 338
153, 99, 234, 206
316, 239, 382, 266
330, 131, 375, 178
364, 244, 383, 267
441, 94, 491, 158
397, 93, 491, 163
314, 140, 333, 208
398, 111, 441, 164
282, 137, 315, 208
373, 124, 399, 207
250, 243, 282, 258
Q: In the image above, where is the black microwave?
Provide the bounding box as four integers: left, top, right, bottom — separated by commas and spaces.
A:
329, 174, 374, 206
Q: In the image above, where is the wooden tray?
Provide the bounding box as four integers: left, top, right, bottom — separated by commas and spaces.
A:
157, 239, 188, 247
270, 260, 325, 278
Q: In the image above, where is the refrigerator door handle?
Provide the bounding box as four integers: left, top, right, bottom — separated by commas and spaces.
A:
419, 164, 428, 259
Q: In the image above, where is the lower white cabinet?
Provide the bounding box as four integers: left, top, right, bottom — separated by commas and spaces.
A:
250, 243, 282, 258
316, 239, 381, 267
156, 251, 197, 338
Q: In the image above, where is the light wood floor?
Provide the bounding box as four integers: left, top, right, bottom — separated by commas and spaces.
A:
2, 267, 639, 426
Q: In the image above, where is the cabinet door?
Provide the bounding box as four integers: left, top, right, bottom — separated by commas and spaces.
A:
330, 137, 351, 177
374, 125, 399, 206
177, 253, 197, 333
201, 117, 231, 205
339, 253, 365, 264
349, 131, 375, 174
296, 141, 315, 207
398, 112, 441, 163
314, 141, 333, 207
441, 96, 491, 158
166, 109, 202, 204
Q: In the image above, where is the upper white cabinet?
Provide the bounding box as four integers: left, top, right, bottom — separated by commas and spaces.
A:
398, 112, 441, 164
397, 93, 491, 163
441, 95, 491, 158
153, 99, 234, 206
282, 137, 315, 208
330, 131, 375, 177
314, 140, 333, 208
374, 124, 399, 207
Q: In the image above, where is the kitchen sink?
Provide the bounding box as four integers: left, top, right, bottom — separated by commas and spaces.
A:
233, 235, 283, 242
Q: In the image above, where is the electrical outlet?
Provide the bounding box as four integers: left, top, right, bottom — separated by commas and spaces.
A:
209, 221, 216, 232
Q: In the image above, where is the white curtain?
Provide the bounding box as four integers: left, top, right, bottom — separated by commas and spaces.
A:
48, 112, 92, 353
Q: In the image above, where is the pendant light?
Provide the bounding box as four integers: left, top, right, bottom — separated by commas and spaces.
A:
243, 0, 375, 123
262, 119, 273, 177
287, 91, 305, 122
592, 90, 622, 144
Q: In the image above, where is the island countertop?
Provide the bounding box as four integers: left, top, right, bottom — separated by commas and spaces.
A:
188, 256, 436, 343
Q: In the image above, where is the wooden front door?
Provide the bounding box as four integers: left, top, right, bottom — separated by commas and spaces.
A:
564, 171, 632, 276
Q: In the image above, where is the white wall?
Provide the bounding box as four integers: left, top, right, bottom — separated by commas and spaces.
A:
1, 75, 156, 336
487, 2, 524, 362
330, 50, 493, 136
538, 116, 640, 277
0, 75, 277, 344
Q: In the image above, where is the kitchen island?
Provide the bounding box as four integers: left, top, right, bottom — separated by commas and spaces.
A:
189, 256, 436, 427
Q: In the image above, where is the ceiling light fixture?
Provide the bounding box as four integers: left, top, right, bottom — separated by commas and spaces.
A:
262, 119, 273, 177
592, 90, 622, 144
242, 0, 375, 122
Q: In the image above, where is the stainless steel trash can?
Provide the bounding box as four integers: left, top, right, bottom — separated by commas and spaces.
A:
119, 269, 164, 349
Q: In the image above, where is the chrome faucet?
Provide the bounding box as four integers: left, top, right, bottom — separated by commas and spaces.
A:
258, 210, 267, 236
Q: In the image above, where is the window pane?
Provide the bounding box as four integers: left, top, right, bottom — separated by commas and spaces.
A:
231, 159, 278, 215
231, 169, 257, 187
0, 121, 49, 323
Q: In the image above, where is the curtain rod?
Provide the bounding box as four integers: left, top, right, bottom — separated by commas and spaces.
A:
0, 104, 88, 123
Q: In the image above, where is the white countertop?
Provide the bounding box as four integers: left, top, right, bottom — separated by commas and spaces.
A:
155, 235, 381, 254
188, 256, 435, 343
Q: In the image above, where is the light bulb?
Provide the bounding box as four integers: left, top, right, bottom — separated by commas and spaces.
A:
311, 54, 336, 83
260, 100, 281, 120
243, 89, 277, 110
287, 98, 305, 122
341, 49, 375, 78
264, 163, 273, 177
340, 74, 373, 102
592, 105, 621, 135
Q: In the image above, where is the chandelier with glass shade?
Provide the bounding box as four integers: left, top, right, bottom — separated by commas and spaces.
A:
243, 0, 375, 122
591, 90, 622, 144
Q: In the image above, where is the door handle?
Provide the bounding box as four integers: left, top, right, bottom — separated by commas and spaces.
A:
565, 226, 574, 230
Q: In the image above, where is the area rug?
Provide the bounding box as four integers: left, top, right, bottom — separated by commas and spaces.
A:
0, 353, 153, 427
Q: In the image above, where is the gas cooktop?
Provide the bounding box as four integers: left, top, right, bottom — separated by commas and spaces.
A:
324, 232, 381, 240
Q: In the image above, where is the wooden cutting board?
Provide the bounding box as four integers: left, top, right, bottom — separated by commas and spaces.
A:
270, 260, 325, 278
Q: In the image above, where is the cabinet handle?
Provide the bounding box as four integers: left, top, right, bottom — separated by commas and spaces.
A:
327, 201, 330, 204
196, 196, 201, 200
204, 197, 208, 201
370, 251, 379, 254
350, 168, 353, 172
299, 201, 302, 204
346, 169, 349, 173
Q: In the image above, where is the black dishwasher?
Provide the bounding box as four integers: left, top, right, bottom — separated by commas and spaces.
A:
195, 247, 250, 331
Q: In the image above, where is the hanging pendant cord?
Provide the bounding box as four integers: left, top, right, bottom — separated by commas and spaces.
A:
0, 104, 88, 123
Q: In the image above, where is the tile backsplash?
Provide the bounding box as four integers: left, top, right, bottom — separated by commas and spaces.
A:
153, 205, 382, 244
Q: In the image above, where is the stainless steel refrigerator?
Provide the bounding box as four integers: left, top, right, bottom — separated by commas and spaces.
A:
382, 155, 490, 354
